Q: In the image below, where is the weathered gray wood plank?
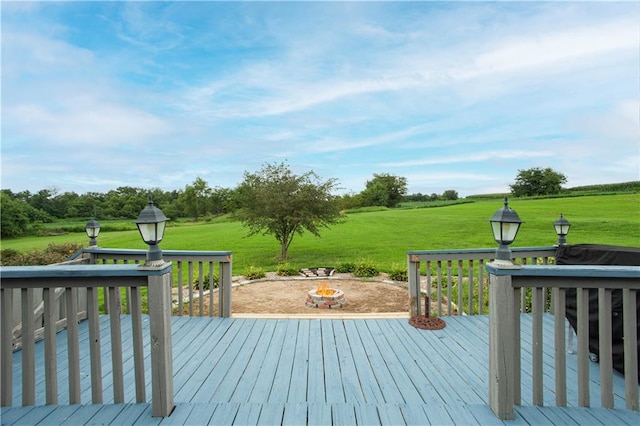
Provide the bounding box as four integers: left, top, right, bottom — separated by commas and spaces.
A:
331, 320, 366, 404
342, 320, 386, 404
320, 320, 345, 403
331, 403, 356, 425
286, 320, 310, 403
306, 320, 325, 403
248, 319, 286, 402
267, 320, 298, 403
233, 401, 262, 424
282, 401, 307, 425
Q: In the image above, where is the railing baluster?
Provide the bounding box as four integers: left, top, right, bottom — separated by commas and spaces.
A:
478, 259, 484, 315
447, 261, 453, 315
66, 287, 81, 404
623, 288, 639, 410
43, 287, 58, 404
87, 286, 103, 403
457, 260, 463, 315
437, 261, 443, 317
1, 288, 13, 406
188, 262, 194, 316
103, 285, 109, 314
598, 288, 614, 408
108, 286, 125, 403
532, 286, 543, 406
198, 262, 204, 316
426, 260, 431, 316
131, 286, 146, 403
520, 259, 527, 312
21, 288, 35, 406
552, 287, 567, 407
468, 260, 474, 314
576, 287, 590, 407
209, 262, 215, 317
177, 261, 183, 316
514, 286, 521, 405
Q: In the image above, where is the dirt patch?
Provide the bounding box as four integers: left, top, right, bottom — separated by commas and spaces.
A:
174, 273, 449, 317
230, 279, 409, 314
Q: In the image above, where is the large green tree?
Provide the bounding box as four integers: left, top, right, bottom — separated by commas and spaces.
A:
180, 177, 211, 221
360, 173, 408, 208
234, 162, 343, 260
510, 167, 567, 197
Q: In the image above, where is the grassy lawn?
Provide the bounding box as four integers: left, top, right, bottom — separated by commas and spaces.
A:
2, 194, 638, 273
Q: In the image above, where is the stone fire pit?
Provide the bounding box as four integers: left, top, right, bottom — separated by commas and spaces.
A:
305, 282, 346, 309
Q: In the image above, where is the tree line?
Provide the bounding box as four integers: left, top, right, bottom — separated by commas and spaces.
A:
1, 166, 455, 238
2, 165, 572, 240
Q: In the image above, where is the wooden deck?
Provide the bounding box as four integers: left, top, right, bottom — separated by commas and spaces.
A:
2, 314, 639, 425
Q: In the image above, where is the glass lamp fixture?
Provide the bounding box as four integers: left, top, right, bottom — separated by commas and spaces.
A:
554, 213, 571, 245
135, 198, 169, 264
489, 197, 523, 262
85, 219, 101, 246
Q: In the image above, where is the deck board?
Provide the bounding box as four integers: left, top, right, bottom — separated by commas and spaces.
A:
341, 320, 386, 404
3, 314, 639, 425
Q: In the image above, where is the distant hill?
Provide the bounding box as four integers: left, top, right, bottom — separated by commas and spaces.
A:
466, 181, 640, 200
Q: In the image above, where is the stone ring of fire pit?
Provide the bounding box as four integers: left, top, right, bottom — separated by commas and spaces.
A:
305, 287, 346, 309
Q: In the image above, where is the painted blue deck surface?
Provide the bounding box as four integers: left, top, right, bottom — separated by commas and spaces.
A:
2, 314, 639, 425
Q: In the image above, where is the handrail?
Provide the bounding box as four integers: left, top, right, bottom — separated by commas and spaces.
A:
486, 263, 639, 420
407, 246, 557, 317
82, 248, 233, 317
0, 263, 174, 416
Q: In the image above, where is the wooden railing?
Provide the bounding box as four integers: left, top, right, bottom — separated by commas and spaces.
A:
0, 263, 174, 417
486, 263, 639, 420
81, 248, 233, 318
407, 246, 557, 317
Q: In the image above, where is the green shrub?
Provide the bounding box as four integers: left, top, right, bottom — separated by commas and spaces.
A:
353, 258, 378, 278
193, 273, 219, 291
0, 243, 82, 266
275, 262, 299, 276
335, 261, 356, 273
244, 265, 266, 280
388, 263, 408, 281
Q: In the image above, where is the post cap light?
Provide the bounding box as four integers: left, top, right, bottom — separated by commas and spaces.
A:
135, 197, 169, 264
554, 213, 571, 245
85, 219, 101, 246
489, 197, 523, 262
490, 197, 523, 245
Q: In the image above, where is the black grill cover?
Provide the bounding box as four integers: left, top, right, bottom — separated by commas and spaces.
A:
556, 244, 640, 381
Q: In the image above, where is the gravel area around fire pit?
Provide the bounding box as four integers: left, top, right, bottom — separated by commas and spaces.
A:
174, 272, 449, 316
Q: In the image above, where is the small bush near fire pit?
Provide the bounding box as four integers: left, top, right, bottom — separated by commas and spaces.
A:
335, 261, 356, 273
353, 258, 378, 278
244, 265, 266, 280
193, 273, 219, 290
388, 263, 408, 281
276, 262, 299, 276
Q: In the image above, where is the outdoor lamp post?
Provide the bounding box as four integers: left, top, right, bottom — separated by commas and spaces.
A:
135, 197, 169, 265
85, 219, 101, 246
554, 213, 571, 246
489, 197, 523, 264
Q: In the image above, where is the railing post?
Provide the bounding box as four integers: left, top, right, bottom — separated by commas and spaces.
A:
145, 263, 175, 417
219, 256, 232, 318
487, 262, 519, 420
408, 255, 421, 317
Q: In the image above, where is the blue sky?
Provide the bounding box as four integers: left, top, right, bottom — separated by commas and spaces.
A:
2, 1, 639, 197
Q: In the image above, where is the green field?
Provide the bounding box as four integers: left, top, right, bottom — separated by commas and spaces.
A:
2, 194, 638, 273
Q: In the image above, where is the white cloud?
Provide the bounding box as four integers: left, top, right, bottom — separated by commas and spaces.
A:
457, 20, 638, 80
6, 102, 172, 147
380, 150, 555, 168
